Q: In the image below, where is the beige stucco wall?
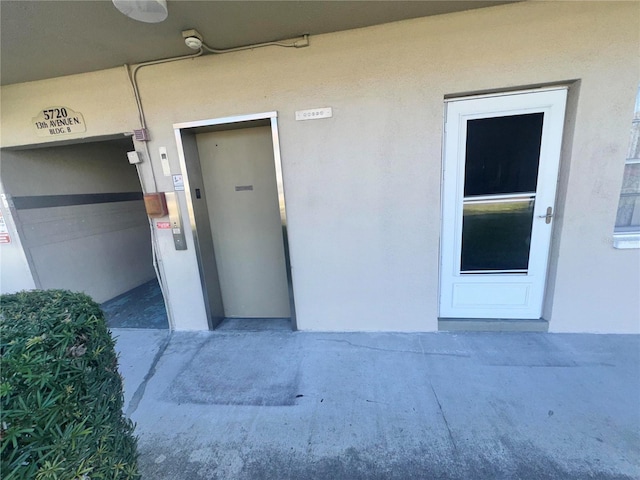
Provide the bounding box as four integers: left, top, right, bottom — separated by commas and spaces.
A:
0, 67, 138, 148
1, 1, 638, 332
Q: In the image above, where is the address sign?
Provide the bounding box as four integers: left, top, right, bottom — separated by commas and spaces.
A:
33, 107, 86, 137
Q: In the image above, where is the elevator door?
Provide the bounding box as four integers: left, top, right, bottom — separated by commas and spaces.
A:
196, 126, 290, 318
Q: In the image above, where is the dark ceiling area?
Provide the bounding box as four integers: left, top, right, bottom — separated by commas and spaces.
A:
0, 0, 515, 86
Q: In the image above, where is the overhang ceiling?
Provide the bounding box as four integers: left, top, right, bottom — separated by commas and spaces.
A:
0, 0, 515, 86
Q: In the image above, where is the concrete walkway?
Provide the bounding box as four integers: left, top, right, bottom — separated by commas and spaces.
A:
113, 328, 640, 480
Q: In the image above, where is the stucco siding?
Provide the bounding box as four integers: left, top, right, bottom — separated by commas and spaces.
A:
1, 1, 638, 332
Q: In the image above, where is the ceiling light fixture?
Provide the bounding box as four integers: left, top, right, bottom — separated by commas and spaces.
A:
112, 0, 168, 23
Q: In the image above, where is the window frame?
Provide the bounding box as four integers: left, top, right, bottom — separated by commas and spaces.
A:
613, 86, 640, 249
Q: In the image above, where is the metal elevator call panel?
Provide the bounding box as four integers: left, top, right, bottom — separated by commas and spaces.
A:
165, 192, 187, 250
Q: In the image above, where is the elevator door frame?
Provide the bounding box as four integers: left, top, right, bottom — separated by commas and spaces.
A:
174, 111, 297, 330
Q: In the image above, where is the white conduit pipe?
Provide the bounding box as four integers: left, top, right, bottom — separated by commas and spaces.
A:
201, 34, 309, 54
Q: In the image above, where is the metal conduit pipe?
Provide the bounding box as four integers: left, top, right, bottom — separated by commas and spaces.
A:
124, 50, 204, 330
201, 34, 309, 54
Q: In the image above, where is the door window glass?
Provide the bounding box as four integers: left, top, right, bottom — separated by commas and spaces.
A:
461, 199, 534, 272
461, 112, 544, 273
464, 113, 544, 196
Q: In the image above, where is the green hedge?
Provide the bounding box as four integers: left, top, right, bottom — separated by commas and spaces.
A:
0, 290, 139, 480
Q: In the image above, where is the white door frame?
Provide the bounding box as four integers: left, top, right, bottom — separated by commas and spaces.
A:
440, 88, 567, 319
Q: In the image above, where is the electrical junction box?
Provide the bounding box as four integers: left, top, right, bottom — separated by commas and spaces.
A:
127, 151, 142, 164
134, 128, 149, 141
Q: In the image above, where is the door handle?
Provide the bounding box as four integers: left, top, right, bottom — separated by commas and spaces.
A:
538, 206, 553, 224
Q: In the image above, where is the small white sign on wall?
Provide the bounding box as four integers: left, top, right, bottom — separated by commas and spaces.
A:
32, 107, 86, 137
295, 107, 333, 121
0, 210, 10, 244
172, 174, 184, 191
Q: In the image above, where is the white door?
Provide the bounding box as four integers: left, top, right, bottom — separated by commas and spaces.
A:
440, 88, 567, 319
196, 126, 291, 318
